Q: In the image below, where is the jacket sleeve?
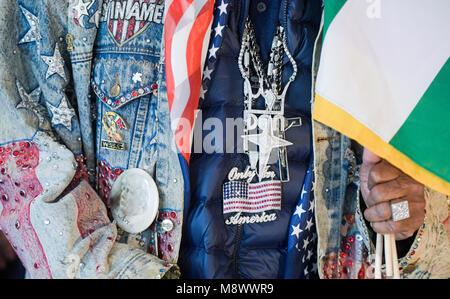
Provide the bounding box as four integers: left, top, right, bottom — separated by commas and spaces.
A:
0, 0, 179, 278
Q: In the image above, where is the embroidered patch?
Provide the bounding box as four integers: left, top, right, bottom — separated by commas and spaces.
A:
100, 0, 165, 47
70, 0, 101, 29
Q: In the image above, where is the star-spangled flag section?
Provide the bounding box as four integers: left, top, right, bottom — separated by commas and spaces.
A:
313, 0, 450, 196
199, 0, 230, 102
164, 0, 215, 162
284, 162, 318, 279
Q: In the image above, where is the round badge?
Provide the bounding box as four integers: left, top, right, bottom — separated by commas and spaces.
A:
110, 168, 159, 234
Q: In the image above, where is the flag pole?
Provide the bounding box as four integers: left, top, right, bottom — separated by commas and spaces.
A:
374, 233, 383, 278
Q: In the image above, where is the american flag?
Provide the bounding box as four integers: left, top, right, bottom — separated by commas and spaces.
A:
284, 160, 318, 279
223, 180, 282, 214
164, 0, 215, 162
199, 0, 230, 101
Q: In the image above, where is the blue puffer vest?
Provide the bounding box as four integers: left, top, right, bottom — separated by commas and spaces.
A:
179, 0, 322, 278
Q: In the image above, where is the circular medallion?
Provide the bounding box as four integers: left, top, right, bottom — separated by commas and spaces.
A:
110, 168, 159, 234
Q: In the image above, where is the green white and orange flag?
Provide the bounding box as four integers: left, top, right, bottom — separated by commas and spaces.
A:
313, 0, 450, 196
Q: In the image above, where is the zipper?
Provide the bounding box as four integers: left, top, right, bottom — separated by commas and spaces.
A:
283, 0, 289, 31
232, 223, 243, 277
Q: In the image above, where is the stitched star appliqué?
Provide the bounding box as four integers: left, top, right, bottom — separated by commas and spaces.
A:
69, 0, 90, 19
47, 96, 76, 131
15, 80, 51, 130
18, 5, 41, 51
41, 43, 67, 81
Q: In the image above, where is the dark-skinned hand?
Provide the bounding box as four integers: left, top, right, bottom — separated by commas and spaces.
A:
360, 148, 425, 240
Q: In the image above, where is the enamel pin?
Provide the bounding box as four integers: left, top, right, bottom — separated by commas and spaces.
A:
101, 111, 127, 151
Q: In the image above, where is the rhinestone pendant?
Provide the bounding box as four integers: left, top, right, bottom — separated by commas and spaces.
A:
263, 89, 276, 110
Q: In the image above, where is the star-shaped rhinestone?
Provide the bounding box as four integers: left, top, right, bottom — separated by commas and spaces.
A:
47, 96, 76, 131
41, 43, 67, 81
15, 80, 51, 130
18, 6, 41, 50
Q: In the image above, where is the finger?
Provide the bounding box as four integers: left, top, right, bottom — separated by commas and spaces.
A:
361, 148, 382, 200
395, 231, 416, 240
368, 160, 402, 190
362, 148, 381, 164
370, 220, 398, 235
364, 202, 391, 222
371, 218, 421, 236
366, 179, 409, 207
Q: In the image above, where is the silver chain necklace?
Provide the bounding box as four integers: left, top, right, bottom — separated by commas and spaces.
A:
238, 17, 301, 182
238, 18, 298, 113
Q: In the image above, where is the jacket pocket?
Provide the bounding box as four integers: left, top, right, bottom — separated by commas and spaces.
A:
91, 56, 159, 110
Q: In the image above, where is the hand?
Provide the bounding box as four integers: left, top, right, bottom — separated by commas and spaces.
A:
0, 231, 16, 270
360, 148, 426, 240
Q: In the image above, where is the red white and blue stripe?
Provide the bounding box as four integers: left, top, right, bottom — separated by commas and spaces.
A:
164, 0, 215, 162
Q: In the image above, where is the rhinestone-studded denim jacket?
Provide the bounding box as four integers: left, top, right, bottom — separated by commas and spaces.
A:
311, 18, 450, 279
0, 0, 184, 278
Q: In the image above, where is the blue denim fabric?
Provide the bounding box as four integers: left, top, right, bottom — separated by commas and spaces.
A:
0, 0, 185, 278
91, 3, 184, 262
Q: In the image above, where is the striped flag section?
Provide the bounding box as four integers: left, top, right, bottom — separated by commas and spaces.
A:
313, 0, 450, 196
164, 0, 214, 162
223, 181, 282, 214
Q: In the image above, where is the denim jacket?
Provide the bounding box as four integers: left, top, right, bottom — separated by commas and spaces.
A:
0, 0, 184, 278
